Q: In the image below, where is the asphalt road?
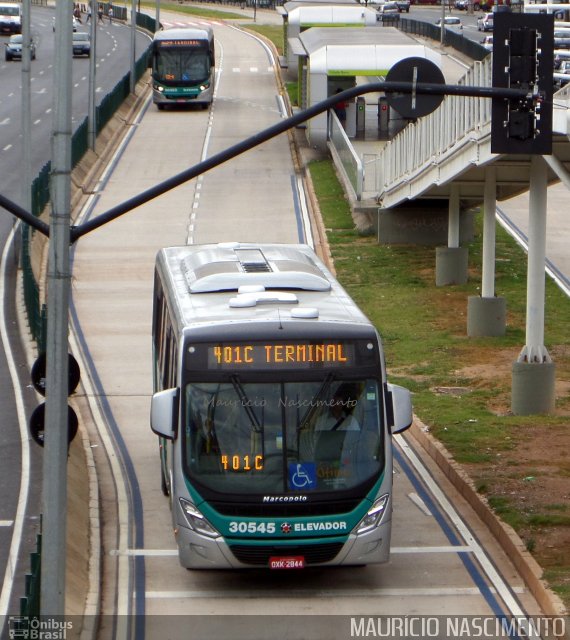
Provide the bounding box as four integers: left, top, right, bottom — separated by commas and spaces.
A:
67, 10, 554, 638
0, 5, 151, 625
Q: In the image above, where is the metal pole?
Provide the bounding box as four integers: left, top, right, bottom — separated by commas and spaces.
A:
88, 0, 97, 150
518, 155, 551, 363
440, 1, 445, 43
481, 166, 496, 298
21, 0, 32, 250
41, 0, 73, 616
156, 0, 160, 31
130, 0, 136, 94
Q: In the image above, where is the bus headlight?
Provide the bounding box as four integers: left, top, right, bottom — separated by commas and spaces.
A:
154, 84, 164, 93
199, 83, 210, 91
179, 498, 219, 538
355, 494, 389, 535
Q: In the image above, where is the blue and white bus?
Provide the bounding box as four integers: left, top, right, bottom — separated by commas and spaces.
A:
150, 27, 215, 109
151, 243, 412, 570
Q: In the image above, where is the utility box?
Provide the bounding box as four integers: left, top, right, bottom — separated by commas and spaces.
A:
378, 97, 389, 139
356, 97, 366, 137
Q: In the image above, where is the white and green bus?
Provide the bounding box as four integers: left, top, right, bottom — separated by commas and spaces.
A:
150, 27, 215, 109
151, 243, 412, 570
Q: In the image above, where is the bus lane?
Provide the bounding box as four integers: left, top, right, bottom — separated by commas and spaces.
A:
69, 14, 555, 638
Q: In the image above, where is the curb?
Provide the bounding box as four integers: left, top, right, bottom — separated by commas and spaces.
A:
409, 418, 568, 618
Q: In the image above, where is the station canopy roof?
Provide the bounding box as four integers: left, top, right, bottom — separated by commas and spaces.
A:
286, 5, 377, 26
297, 27, 441, 75
278, 0, 358, 16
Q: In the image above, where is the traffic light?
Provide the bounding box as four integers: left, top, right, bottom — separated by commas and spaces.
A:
491, 13, 554, 154
29, 352, 81, 448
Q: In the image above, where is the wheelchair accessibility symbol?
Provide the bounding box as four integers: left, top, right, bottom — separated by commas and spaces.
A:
288, 462, 316, 490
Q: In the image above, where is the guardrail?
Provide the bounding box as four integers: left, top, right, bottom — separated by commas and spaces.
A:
328, 112, 364, 201
326, 16, 492, 200
379, 57, 492, 193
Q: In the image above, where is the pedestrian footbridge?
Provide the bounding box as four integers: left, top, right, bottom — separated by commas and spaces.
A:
330, 56, 570, 211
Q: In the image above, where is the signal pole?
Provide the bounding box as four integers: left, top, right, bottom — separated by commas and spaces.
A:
40, 0, 73, 616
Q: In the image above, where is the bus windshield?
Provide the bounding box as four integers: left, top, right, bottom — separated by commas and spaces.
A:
154, 47, 210, 84
182, 378, 384, 496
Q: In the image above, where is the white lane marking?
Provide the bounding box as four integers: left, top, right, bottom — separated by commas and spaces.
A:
395, 434, 527, 618
70, 95, 154, 624
391, 545, 472, 553
114, 545, 474, 557
0, 521, 14, 527
186, 39, 223, 245
112, 549, 177, 557
408, 491, 433, 516
146, 586, 526, 599
296, 176, 313, 249
0, 227, 32, 633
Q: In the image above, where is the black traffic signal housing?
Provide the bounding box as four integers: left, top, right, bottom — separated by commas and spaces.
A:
491, 13, 554, 154
29, 352, 81, 447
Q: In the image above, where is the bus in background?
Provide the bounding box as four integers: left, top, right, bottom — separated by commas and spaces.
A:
150, 243, 413, 570
150, 27, 215, 110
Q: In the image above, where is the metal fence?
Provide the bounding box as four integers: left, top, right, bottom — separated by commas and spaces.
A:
21, 43, 152, 354
397, 17, 490, 61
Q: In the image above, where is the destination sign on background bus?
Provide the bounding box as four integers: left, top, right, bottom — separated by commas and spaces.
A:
157, 39, 203, 48
186, 340, 377, 370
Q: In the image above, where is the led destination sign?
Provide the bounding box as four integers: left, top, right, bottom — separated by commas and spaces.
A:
209, 342, 354, 370
157, 39, 203, 47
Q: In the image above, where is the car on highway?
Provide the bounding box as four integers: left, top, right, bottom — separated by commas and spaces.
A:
480, 35, 493, 51
72, 31, 91, 57
4, 33, 36, 61
477, 13, 494, 31
52, 15, 79, 31
435, 16, 464, 34
395, 0, 411, 12
376, 2, 400, 20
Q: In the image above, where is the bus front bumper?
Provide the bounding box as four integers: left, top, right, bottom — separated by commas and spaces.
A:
175, 519, 392, 569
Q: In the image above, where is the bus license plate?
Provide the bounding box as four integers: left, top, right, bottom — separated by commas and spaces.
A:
269, 556, 305, 570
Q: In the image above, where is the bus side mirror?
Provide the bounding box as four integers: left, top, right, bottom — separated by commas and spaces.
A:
150, 388, 179, 440
387, 383, 413, 434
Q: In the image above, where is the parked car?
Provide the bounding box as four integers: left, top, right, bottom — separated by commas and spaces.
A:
72, 31, 91, 57
376, 2, 400, 20
395, 0, 411, 12
480, 35, 493, 51
477, 13, 494, 31
554, 30, 570, 49
5, 33, 35, 61
554, 59, 570, 87
454, 0, 468, 9
435, 16, 463, 34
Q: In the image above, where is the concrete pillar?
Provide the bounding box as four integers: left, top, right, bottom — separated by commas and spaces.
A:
467, 296, 506, 337
435, 246, 469, 286
511, 156, 556, 415
436, 186, 468, 285
467, 167, 506, 337
512, 361, 556, 415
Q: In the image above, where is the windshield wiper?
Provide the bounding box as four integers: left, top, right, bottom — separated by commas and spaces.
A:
230, 375, 262, 432
298, 373, 335, 432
